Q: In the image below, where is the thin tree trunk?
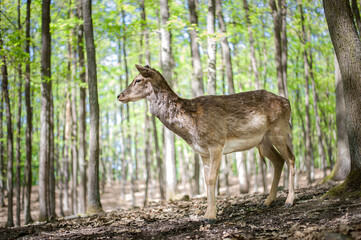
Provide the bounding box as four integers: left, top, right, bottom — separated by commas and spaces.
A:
63, 97, 71, 212
160, 0, 177, 200
24, 0, 33, 224
71, 71, 78, 215
280, 0, 288, 99
1, 32, 14, 227
15, 0, 22, 226
207, 0, 216, 95
143, 104, 151, 207
269, 0, 286, 97
298, 0, 314, 185
242, 0, 260, 89
77, 0, 87, 214
48, 91, 56, 218
0, 92, 4, 208
188, 0, 203, 195
39, 0, 51, 222
237, 152, 249, 193
152, 116, 165, 200
83, 0, 103, 214
216, 0, 234, 94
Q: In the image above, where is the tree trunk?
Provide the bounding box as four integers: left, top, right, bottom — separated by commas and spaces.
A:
237, 152, 249, 193
24, 0, 33, 224
160, 0, 177, 200
0, 92, 4, 208
188, 0, 203, 195
323, 0, 361, 197
207, 0, 216, 95
152, 116, 165, 200
298, 0, 314, 185
216, 0, 234, 94
325, 56, 350, 182
48, 91, 56, 218
71, 74, 78, 215
83, 0, 103, 214
77, 0, 87, 214
1, 32, 14, 227
269, 0, 286, 97
63, 96, 71, 212
242, 0, 260, 89
39, 0, 51, 222
15, 0, 22, 226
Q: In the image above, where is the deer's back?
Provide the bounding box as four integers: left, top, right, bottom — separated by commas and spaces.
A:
182, 90, 290, 154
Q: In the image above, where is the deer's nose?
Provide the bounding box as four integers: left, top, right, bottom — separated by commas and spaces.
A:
117, 94, 120, 99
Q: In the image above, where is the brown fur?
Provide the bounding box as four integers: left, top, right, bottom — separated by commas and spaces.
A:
118, 65, 296, 220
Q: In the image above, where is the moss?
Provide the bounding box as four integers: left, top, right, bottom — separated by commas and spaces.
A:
324, 169, 361, 199
86, 205, 104, 216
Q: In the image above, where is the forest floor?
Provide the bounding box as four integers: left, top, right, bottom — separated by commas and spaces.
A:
1, 172, 361, 239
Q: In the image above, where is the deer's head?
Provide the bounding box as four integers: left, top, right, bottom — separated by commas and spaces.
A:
117, 64, 155, 103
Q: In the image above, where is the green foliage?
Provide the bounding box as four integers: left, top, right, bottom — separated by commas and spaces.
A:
0, 0, 337, 189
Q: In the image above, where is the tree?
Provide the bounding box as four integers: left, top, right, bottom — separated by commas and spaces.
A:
269, 0, 287, 98
298, 0, 314, 185
0, 93, 4, 208
216, 0, 234, 94
15, 0, 22, 226
39, 0, 52, 222
1, 25, 14, 228
83, 0, 103, 214
24, 0, 33, 224
160, 0, 177, 200
77, 0, 87, 214
188, 0, 203, 195
207, 0, 216, 95
323, 0, 361, 197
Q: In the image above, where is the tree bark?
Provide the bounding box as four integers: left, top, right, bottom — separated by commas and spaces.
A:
216, 0, 234, 94
15, 0, 22, 226
187, 0, 203, 195
152, 116, 165, 200
77, 0, 87, 214
24, 0, 33, 224
48, 91, 56, 218
236, 152, 249, 193
242, 0, 259, 89
0, 92, 4, 208
207, 0, 216, 95
160, 0, 177, 200
1, 30, 15, 227
39, 0, 51, 222
298, 0, 314, 185
83, 0, 103, 214
269, 0, 286, 97
323, 0, 361, 197
325, 56, 350, 181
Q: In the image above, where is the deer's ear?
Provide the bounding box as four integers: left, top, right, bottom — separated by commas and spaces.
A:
135, 64, 154, 78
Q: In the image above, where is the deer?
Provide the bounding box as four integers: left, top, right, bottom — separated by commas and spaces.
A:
117, 64, 295, 222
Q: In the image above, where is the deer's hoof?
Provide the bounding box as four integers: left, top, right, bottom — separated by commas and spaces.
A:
202, 218, 217, 225
284, 203, 293, 208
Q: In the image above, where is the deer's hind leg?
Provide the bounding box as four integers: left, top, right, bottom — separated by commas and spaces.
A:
270, 134, 296, 207
257, 136, 285, 207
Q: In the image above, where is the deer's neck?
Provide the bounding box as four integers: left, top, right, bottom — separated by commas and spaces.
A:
147, 88, 193, 144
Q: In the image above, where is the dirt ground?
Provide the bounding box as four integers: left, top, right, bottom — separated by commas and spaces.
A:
0, 179, 361, 239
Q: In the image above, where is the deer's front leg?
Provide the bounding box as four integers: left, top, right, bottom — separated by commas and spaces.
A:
202, 149, 223, 220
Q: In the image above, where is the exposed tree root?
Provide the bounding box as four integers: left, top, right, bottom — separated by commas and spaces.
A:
324, 169, 361, 199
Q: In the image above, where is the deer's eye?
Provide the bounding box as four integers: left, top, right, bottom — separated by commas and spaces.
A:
135, 79, 142, 84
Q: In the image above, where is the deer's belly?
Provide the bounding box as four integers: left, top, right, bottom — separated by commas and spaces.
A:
223, 135, 263, 154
